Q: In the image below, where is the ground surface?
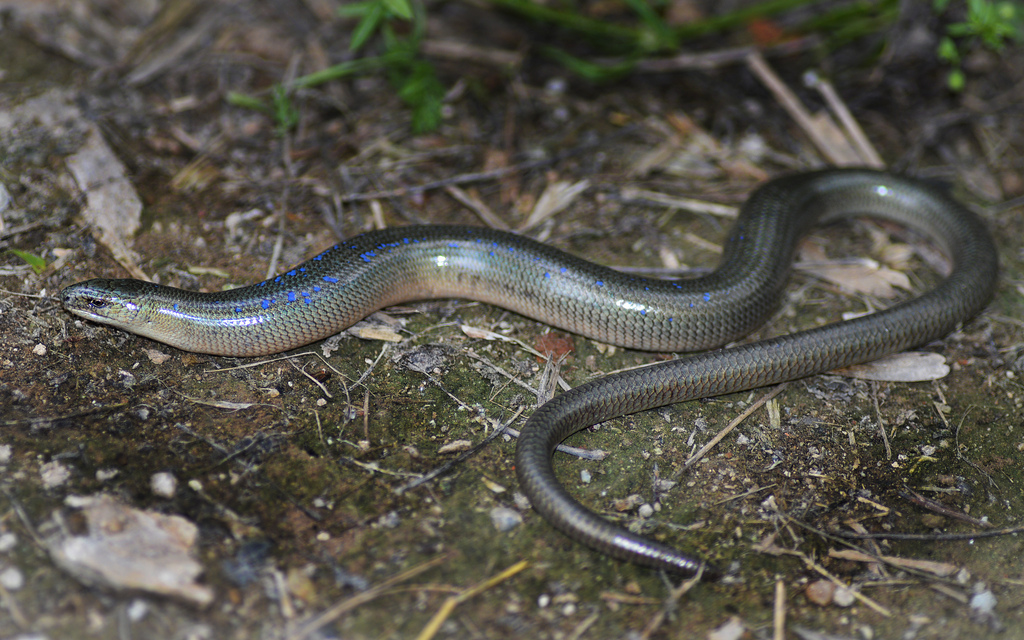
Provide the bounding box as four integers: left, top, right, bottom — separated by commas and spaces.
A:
1, 1, 1023, 638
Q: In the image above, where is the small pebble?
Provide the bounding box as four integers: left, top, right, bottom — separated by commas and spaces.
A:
580, 469, 591, 484
970, 585, 997, 615
40, 461, 70, 488
544, 77, 567, 94
490, 507, 522, 532
0, 533, 17, 553
126, 599, 149, 622
376, 511, 401, 529
33, 344, 46, 356
638, 503, 654, 518
805, 579, 835, 606
969, 582, 1002, 629
708, 616, 745, 640
0, 566, 24, 590
513, 492, 531, 510
833, 585, 856, 607
151, 472, 178, 498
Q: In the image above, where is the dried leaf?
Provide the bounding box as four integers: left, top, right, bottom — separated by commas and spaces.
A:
144, 348, 172, 364
481, 477, 507, 493
460, 325, 546, 358
797, 258, 910, 298
438, 440, 473, 454
346, 322, 404, 342
833, 352, 949, 382
519, 179, 589, 230
346, 312, 406, 342
829, 548, 958, 577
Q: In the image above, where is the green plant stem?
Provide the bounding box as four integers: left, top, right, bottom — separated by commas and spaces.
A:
797, 0, 900, 45
486, 0, 642, 43
488, 0, 897, 54
672, 0, 821, 39
291, 56, 392, 90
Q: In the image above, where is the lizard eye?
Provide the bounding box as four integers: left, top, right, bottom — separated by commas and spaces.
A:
86, 297, 111, 309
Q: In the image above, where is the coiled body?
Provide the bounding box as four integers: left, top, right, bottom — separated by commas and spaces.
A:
61, 169, 998, 576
